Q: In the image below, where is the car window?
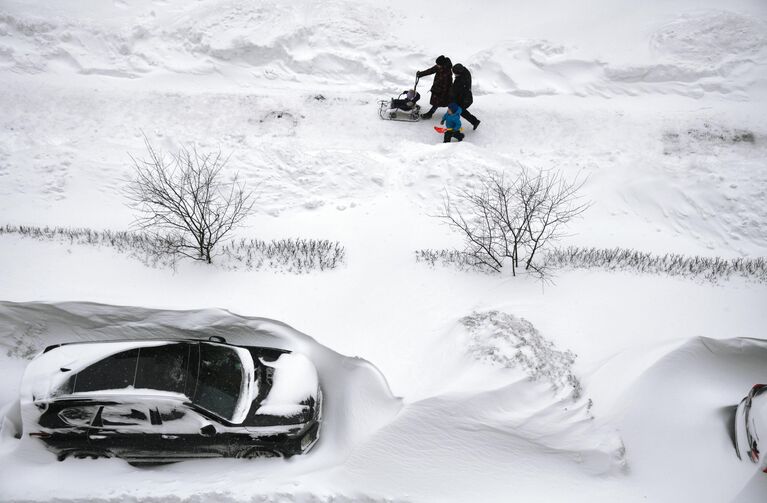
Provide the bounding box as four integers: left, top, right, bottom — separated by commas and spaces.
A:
58, 405, 101, 427
134, 343, 193, 394
99, 405, 150, 428
191, 344, 243, 421
73, 348, 139, 393
152, 403, 207, 433
158, 406, 186, 423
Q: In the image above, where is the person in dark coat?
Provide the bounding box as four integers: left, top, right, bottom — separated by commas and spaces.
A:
416, 55, 453, 119
449, 63, 481, 130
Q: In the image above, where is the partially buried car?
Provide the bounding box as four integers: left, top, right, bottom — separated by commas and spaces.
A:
20, 337, 322, 463
734, 383, 767, 472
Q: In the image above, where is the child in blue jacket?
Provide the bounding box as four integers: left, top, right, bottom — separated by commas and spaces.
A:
441, 103, 465, 143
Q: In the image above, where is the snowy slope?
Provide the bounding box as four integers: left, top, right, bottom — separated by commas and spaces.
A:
1, 0, 766, 502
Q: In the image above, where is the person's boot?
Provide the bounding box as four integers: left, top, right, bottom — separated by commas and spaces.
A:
473, 120, 481, 130
421, 112, 433, 119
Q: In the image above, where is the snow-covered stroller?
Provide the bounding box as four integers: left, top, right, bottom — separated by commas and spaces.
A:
378, 77, 421, 122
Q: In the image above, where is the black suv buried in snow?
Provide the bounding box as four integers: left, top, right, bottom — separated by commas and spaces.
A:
21, 337, 322, 463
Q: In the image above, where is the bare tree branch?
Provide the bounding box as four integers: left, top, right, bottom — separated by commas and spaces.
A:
125, 137, 255, 263
437, 167, 589, 279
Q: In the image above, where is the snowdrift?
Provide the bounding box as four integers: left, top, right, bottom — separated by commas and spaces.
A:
2, 2, 765, 98
3, 303, 764, 502
0, 302, 626, 502
616, 336, 767, 502
0, 0, 408, 86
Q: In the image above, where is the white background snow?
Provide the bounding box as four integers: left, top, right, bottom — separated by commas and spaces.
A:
0, 0, 766, 501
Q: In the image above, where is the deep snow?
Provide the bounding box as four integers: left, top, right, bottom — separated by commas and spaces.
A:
1, 0, 766, 501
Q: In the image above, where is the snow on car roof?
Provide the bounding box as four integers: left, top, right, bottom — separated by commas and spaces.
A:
21, 340, 171, 403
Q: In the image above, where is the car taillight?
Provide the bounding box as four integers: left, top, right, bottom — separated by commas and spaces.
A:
29, 432, 51, 438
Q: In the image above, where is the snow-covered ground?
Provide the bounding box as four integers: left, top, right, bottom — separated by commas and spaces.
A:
0, 0, 766, 501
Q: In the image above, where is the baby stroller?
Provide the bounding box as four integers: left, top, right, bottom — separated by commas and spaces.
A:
378, 77, 421, 122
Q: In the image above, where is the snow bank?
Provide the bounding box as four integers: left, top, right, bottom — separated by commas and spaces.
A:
470, 10, 767, 99
332, 310, 627, 502
617, 336, 767, 502
3, 1, 765, 98
0, 0, 409, 87
650, 11, 767, 65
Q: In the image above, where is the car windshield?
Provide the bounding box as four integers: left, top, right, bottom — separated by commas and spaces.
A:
191, 343, 251, 422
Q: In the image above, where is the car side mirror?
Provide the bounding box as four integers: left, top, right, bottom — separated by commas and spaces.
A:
200, 424, 217, 437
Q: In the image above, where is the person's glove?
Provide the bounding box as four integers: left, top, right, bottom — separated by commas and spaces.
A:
416, 71, 423, 78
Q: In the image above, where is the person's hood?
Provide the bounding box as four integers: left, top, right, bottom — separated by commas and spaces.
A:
452, 63, 467, 75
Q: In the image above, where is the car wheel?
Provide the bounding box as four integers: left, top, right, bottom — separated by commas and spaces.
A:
128, 461, 172, 468
236, 447, 283, 459
74, 450, 106, 460
58, 449, 107, 461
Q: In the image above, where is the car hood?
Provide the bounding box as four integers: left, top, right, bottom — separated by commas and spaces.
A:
250, 352, 319, 420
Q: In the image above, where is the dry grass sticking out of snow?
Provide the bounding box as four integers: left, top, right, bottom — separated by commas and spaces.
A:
0, 225, 346, 272
416, 246, 767, 283
546, 246, 767, 283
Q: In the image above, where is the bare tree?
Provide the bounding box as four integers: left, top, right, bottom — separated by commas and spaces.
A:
440, 168, 588, 277
442, 183, 505, 272
125, 138, 254, 264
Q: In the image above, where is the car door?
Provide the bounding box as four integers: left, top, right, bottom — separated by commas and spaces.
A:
51, 403, 104, 454
87, 403, 158, 459
86, 401, 229, 461
150, 401, 230, 459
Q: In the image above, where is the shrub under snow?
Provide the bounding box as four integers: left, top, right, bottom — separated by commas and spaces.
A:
460, 310, 583, 401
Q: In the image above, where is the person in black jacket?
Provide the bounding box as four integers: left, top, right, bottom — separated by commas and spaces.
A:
416, 55, 453, 119
449, 63, 481, 130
